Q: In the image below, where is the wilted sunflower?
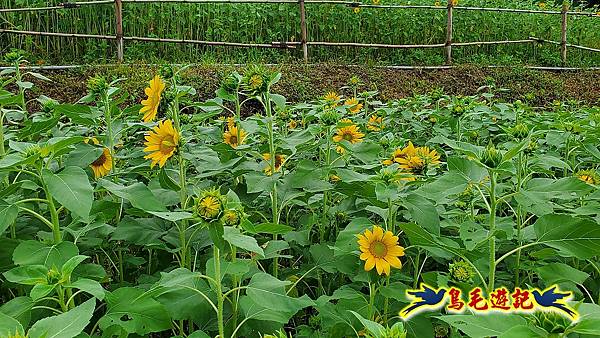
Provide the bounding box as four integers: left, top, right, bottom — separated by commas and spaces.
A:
344, 97, 363, 114
90, 148, 112, 179
367, 115, 384, 131
357, 225, 405, 275
333, 119, 365, 144
140, 75, 166, 122
577, 169, 600, 185
143, 119, 180, 168
223, 125, 247, 148
263, 153, 286, 176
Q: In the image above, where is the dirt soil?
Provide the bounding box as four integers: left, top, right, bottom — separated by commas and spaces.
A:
24, 63, 600, 109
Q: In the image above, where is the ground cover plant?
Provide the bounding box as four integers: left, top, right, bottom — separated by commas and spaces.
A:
1, 53, 600, 337
1, 0, 599, 66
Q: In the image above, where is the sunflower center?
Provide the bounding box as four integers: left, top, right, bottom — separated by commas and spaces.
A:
91, 153, 107, 167
160, 136, 176, 154
370, 241, 387, 258
342, 132, 354, 141
230, 135, 238, 144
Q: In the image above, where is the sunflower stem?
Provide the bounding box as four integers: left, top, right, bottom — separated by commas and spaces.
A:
264, 88, 279, 278
488, 170, 498, 293
214, 246, 225, 338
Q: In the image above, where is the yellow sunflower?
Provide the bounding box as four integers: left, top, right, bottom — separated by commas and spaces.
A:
344, 97, 363, 114
396, 145, 441, 172
333, 119, 365, 144
140, 75, 166, 122
577, 169, 600, 185
324, 91, 341, 108
367, 115, 384, 131
84, 137, 100, 145
353, 7, 361, 13
263, 153, 286, 176
143, 119, 180, 168
198, 196, 221, 219
357, 225, 405, 275
382, 141, 417, 166
90, 147, 113, 179
288, 119, 298, 129
416, 146, 441, 166
223, 125, 247, 148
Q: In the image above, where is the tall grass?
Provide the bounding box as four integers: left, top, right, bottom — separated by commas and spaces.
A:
1, 0, 599, 65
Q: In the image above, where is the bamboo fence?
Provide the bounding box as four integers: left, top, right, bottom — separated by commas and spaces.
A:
1, 0, 599, 66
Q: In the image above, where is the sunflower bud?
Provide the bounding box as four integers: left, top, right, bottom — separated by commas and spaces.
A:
241, 66, 269, 96
87, 76, 109, 97
577, 169, 600, 185
195, 189, 226, 221
434, 325, 450, 338
221, 73, 241, 95
480, 143, 503, 168
449, 260, 475, 282
221, 208, 243, 226
46, 267, 61, 284
509, 123, 529, 139
320, 109, 340, 126
4, 50, 23, 64
158, 64, 174, 80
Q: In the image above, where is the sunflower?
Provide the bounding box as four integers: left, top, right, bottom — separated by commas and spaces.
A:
140, 75, 166, 122
353, 7, 361, 13
288, 119, 298, 129
84, 137, 100, 145
263, 153, 286, 176
357, 225, 405, 275
196, 189, 225, 220
344, 97, 363, 114
382, 141, 417, 166
6, 331, 28, 338
372, 0, 380, 4
367, 115, 384, 131
143, 119, 180, 168
324, 91, 341, 108
396, 145, 441, 173
90, 148, 112, 179
577, 169, 600, 185
223, 125, 247, 148
333, 119, 364, 144
416, 146, 441, 166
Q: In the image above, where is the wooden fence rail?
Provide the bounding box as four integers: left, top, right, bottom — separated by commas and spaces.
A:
1, 0, 599, 66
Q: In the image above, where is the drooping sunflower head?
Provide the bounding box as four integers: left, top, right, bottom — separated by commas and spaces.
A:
196, 188, 226, 221
241, 65, 270, 95
263, 153, 286, 176
140, 75, 166, 122
397, 156, 425, 173
449, 260, 475, 282
577, 169, 600, 185
509, 123, 530, 139
87, 75, 109, 97
223, 125, 247, 149
377, 167, 415, 184
367, 114, 384, 131
357, 225, 405, 276
143, 119, 180, 169
90, 148, 113, 179
221, 72, 242, 96
333, 119, 365, 145
344, 97, 363, 114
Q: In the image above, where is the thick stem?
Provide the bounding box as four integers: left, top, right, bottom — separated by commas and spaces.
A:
42, 178, 62, 243
265, 92, 280, 277
488, 171, 497, 293
214, 246, 225, 338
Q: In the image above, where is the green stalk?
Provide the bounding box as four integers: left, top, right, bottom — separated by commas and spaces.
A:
264, 91, 279, 277
321, 128, 332, 242
41, 175, 61, 243
15, 62, 26, 113
488, 170, 497, 293
214, 246, 225, 338
368, 282, 376, 321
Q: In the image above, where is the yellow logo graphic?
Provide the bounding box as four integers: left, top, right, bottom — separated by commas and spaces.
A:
400, 284, 578, 320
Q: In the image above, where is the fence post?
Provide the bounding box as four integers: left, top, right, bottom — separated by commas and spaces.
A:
561, 1, 568, 65
445, 0, 454, 65
115, 0, 124, 62
299, 0, 308, 63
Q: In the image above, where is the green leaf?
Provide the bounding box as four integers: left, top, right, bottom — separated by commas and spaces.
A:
61, 255, 89, 278
498, 325, 547, 338
437, 314, 527, 338
245, 273, 313, 315
42, 166, 93, 219
147, 211, 193, 222
3, 265, 48, 285
536, 263, 589, 285
98, 287, 171, 335
0, 200, 18, 235
0, 312, 24, 337
242, 222, 293, 235
29, 298, 96, 338
404, 194, 440, 235
0, 296, 33, 328
534, 214, 600, 259
12, 240, 79, 267
54, 104, 95, 125
68, 278, 105, 300
30, 284, 56, 301
111, 217, 167, 246
223, 226, 265, 258
98, 179, 167, 212
64, 144, 104, 168
349, 311, 385, 338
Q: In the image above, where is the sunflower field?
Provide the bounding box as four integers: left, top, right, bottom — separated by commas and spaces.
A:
1, 55, 600, 338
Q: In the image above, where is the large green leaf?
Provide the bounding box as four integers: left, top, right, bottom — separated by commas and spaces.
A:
246, 273, 314, 313
98, 287, 171, 335
437, 314, 527, 338
98, 179, 166, 212
404, 194, 440, 235
223, 226, 265, 258
12, 240, 79, 267
0, 296, 33, 328
0, 312, 24, 337
42, 166, 93, 219
533, 214, 600, 259
0, 199, 18, 235
28, 298, 95, 338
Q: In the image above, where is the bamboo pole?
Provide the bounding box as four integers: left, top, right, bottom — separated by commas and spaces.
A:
306, 42, 445, 48
115, 0, 124, 62
453, 39, 534, 46
529, 37, 600, 53
299, 0, 308, 63
124, 35, 296, 48
0, 29, 117, 40
445, 0, 453, 65
561, 2, 568, 65
0, 1, 114, 13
